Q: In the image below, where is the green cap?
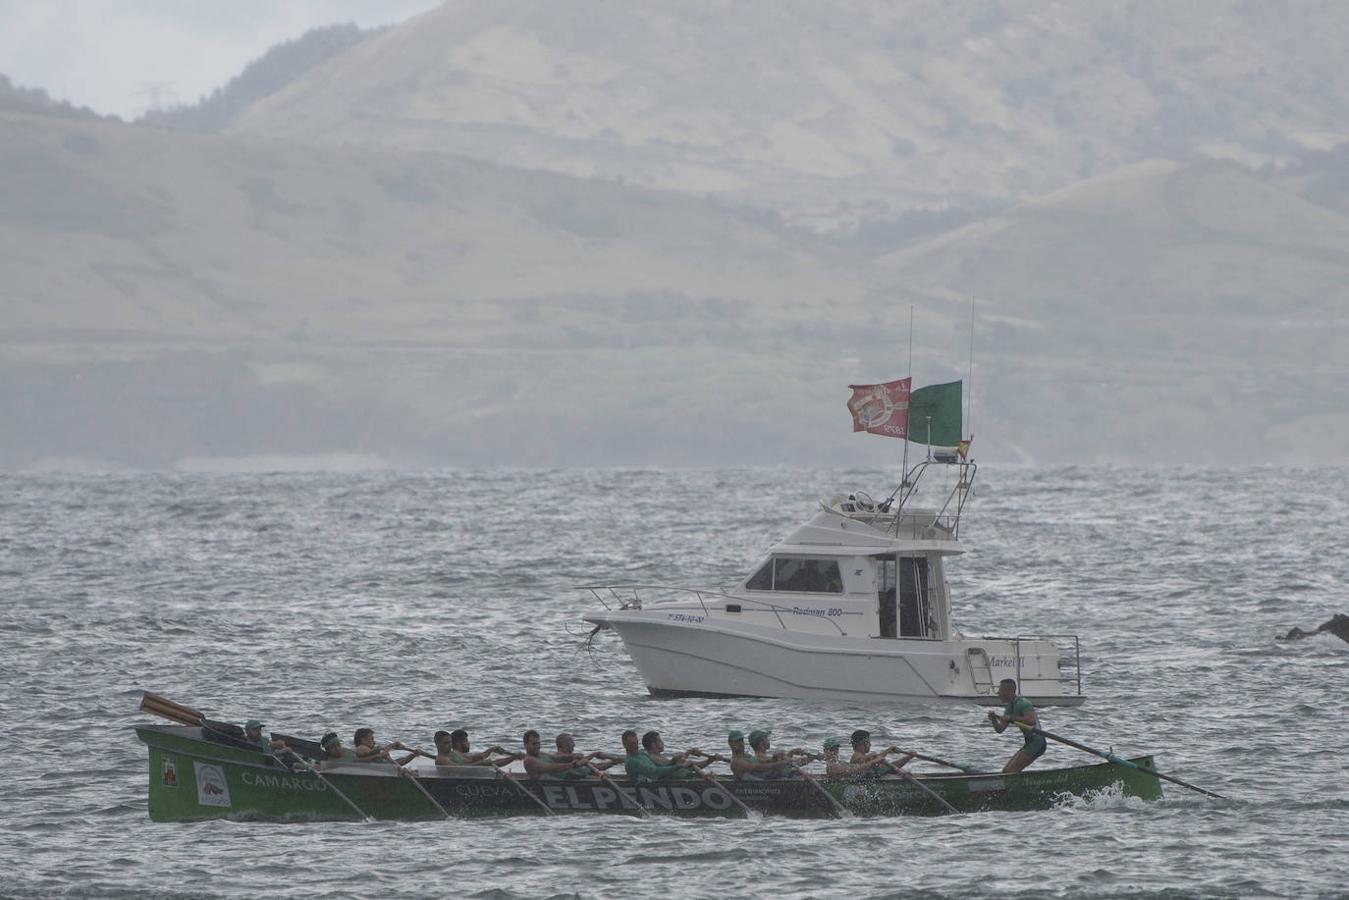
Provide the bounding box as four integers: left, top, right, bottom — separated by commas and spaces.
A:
245, 719, 263, 731
823, 737, 841, 750
320, 732, 341, 749
748, 729, 770, 747
727, 730, 744, 743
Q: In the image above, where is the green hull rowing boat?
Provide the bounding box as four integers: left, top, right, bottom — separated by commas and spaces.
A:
137, 724, 1164, 821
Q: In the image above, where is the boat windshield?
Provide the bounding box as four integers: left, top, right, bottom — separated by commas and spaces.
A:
746, 557, 843, 593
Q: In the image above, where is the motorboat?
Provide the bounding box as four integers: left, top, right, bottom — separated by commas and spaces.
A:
583, 459, 1086, 706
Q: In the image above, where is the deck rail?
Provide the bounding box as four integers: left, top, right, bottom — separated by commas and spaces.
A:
976, 633, 1083, 697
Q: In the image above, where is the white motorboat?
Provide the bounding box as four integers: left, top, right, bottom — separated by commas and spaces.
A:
583, 459, 1086, 707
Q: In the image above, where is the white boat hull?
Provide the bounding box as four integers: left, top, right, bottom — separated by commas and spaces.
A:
588, 613, 1085, 707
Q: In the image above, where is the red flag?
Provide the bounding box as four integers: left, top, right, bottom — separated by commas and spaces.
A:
847, 378, 911, 438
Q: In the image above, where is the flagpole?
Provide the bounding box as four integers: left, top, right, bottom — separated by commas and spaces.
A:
967, 296, 975, 451
900, 306, 912, 488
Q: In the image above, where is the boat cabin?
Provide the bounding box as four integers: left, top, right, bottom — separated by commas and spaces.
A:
737, 496, 962, 641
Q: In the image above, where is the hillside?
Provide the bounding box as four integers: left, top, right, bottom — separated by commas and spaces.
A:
3, 104, 1347, 469
0, 108, 946, 469
4, 1, 1349, 469
877, 160, 1349, 461
222, 0, 1349, 224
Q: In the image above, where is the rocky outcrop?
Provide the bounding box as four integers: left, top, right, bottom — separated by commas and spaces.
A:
1281, 614, 1349, 644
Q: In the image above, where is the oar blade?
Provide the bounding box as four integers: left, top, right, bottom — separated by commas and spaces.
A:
139, 691, 204, 726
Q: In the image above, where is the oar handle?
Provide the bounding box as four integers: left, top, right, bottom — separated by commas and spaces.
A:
896, 748, 982, 774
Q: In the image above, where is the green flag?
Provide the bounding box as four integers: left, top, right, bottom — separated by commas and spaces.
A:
908, 381, 962, 446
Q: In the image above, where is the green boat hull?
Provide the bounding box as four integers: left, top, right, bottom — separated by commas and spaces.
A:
138, 725, 1163, 822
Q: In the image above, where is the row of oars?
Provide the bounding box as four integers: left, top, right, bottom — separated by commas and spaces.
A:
139, 691, 1224, 821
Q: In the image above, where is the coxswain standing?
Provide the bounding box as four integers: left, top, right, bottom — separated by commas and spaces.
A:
988, 678, 1046, 773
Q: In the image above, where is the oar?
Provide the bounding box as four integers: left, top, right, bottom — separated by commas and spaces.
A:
897, 769, 959, 815
398, 766, 453, 820
1009, 720, 1226, 800
140, 691, 204, 725
497, 767, 555, 816
892, 747, 984, 775
138, 691, 376, 822
801, 770, 849, 817
788, 756, 848, 818
595, 769, 652, 819
689, 754, 753, 818
282, 753, 377, 823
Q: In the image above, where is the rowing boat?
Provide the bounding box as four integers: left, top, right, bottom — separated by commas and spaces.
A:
137, 723, 1163, 821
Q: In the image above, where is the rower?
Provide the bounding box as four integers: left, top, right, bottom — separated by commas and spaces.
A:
318, 731, 358, 767
645, 732, 712, 775
352, 727, 421, 766
822, 738, 864, 777
732, 729, 802, 780
988, 678, 1046, 773
586, 730, 636, 771
553, 733, 619, 778
752, 729, 804, 778
521, 729, 588, 778
244, 719, 303, 769
436, 729, 513, 767
244, 719, 288, 755
849, 729, 914, 776
625, 731, 699, 782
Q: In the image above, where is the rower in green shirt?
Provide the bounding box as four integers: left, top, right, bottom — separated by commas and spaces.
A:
989, 678, 1047, 773
625, 731, 706, 782
243, 719, 288, 756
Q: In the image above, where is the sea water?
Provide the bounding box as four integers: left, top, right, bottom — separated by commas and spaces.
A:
1, 466, 1346, 899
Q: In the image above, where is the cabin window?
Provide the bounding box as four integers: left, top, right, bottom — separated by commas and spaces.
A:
746, 557, 843, 593
746, 561, 773, 591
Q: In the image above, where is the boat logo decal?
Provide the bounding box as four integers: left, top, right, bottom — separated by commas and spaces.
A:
195, 763, 232, 808
533, 783, 734, 812
241, 770, 328, 792
161, 757, 178, 787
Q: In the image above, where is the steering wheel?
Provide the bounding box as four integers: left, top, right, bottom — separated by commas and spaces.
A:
852, 490, 875, 511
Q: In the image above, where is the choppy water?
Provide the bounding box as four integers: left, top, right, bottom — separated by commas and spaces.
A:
1, 466, 1346, 899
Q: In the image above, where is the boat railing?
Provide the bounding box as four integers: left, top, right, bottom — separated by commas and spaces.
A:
980, 633, 1083, 697
822, 460, 975, 540
583, 583, 849, 636
891, 459, 977, 540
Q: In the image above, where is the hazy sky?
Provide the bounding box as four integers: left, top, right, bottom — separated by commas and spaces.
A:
0, 0, 439, 119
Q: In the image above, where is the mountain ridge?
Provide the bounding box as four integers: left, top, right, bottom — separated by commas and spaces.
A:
3, 2, 1348, 468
